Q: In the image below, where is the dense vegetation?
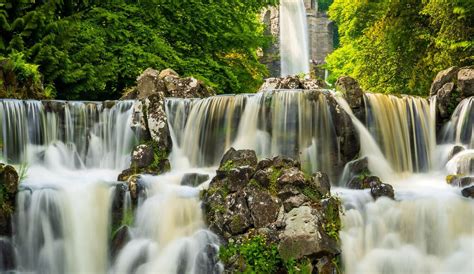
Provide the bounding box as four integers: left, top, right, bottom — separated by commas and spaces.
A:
0, 0, 277, 100
325, 0, 473, 95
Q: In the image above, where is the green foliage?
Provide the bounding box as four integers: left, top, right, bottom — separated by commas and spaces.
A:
326, 0, 473, 95
0, 0, 278, 100
220, 160, 236, 172
269, 167, 282, 195
219, 235, 283, 273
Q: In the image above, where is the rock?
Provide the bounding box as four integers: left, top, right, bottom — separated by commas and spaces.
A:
302, 79, 325, 90
180, 173, 210, 187
224, 193, 253, 235
346, 157, 369, 177
283, 194, 308, 212
112, 183, 128, 229
370, 182, 395, 200
436, 82, 456, 119
276, 167, 306, 188
278, 206, 339, 260
335, 76, 364, 109
0, 164, 19, 236
461, 185, 474, 198
136, 68, 161, 99
0, 238, 16, 271
313, 172, 331, 196
315, 256, 336, 274
457, 68, 474, 97
130, 144, 154, 169
279, 76, 302, 89
219, 148, 258, 171
259, 78, 282, 90
246, 186, 281, 228
111, 226, 131, 258
430, 66, 459, 96
448, 145, 465, 161
447, 176, 474, 188
163, 76, 214, 98
158, 68, 179, 79
130, 100, 148, 138
222, 167, 254, 192
145, 94, 171, 153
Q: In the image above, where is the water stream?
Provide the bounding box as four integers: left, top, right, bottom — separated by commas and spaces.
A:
0, 92, 473, 273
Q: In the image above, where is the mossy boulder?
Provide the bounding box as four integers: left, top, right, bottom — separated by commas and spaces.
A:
201, 148, 342, 273
0, 164, 19, 236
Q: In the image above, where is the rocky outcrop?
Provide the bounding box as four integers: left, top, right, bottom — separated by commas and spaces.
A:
347, 174, 395, 200
335, 76, 365, 120
121, 68, 215, 100
202, 148, 341, 273
259, 76, 326, 91
431, 66, 474, 127
0, 164, 19, 236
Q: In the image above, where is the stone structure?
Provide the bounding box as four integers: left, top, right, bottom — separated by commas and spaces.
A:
261, 1, 335, 79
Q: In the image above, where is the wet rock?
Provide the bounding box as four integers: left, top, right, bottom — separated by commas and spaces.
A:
111, 225, 131, 259
370, 182, 395, 200
222, 166, 254, 192
448, 145, 465, 161
436, 82, 456, 119
130, 144, 154, 169
313, 172, 331, 196
302, 78, 325, 90
112, 183, 128, 229
180, 173, 210, 187
224, 193, 253, 235
0, 164, 19, 236
447, 175, 474, 188
430, 66, 459, 96
130, 100, 149, 139
145, 94, 171, 153
219, 148, 258, 171
278, 206, 339, 260
461, 185, 474, 198
259, 77, 282, 90
0, 238, 16, 271
457, 67, 474, 97
336, 76, 364, 109
246, 186, 281, 228
279, 75, 302, 89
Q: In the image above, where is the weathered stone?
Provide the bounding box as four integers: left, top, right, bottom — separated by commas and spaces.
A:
224, 192, 253, 235
278, 206, 339, 260
461, 185, 474, 198
0, 164, 19, 236
336, 76, 364, 109
130, 100, 148, 138
259, 78, 282, 91
370, 182, 395, 200
145, 94, 171, 153
219, 148, 258, 170
283, 194, 308, 212
430, 66, 459, 96
315, 256, 336, 274
111, 225, 131, 258
313, 172, 331, 196
245, 186, 281, 228
180, 173, 210, 187
277, 167, 306, 188
158, 68, 179, 79
279, 76, 302, 89
223, 167, 254, 192
436, 82, 456, 119
302, 79, 324, 90
111, 183, 128, 229
131, 144, 154, 169
457, 68, 474, 97
136, 68, 160, 99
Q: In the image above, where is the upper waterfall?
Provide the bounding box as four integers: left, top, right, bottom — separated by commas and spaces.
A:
279, 0, 310, 76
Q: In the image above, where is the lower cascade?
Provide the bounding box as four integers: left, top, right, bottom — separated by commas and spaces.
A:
0, 86, 473, 273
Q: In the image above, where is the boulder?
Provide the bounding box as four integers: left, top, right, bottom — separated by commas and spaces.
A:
158, 68, 179, 79
430, 66, 459, 96
145, 94, 171, 153
370, 182, 395, 200
130, 144, 154, 169
447, 145, 465, 161
279, 76, 302, 89
246, 186, 281, 228
136, 68, 161, 99
335, 76, 364, 109
0, 164, 19, 236
224, 192, 253, 235
461, 185, 474, 198
436, 82, 456, 119
180, 173, 210, 187
278, 206, 339, 260
313, 172, 331, 196
219, 148, 258, 171
457, 68, 474, 97
347, 174, 395, 200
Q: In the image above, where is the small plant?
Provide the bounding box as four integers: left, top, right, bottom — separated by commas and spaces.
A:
220, 160, 235, 172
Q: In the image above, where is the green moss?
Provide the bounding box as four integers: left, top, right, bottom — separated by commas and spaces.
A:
248, 178, 261, 189
220, 160, 235, 172
323, 197, 343, 242
286, 258, 313, 274
301, 186, 322, 202
269, 168, 282, 195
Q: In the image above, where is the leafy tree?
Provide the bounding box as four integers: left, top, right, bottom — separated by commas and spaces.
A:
326, 0, 473, 95
0, 0, 278, 100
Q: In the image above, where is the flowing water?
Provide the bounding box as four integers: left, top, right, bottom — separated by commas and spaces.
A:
1, 91, 473, 273
279, 0, 310, 76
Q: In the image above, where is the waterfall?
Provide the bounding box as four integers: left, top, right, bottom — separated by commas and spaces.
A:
280, 0, 310, 76
165, 90, 339, 179
363, 94, 436, 173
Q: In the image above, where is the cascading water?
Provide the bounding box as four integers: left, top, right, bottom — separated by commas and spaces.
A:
165, 90, 339, 179
279, 0, 310, 76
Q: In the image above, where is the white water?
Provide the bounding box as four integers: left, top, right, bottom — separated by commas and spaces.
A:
1, 93, 473, 274
280, 0, 310, 76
